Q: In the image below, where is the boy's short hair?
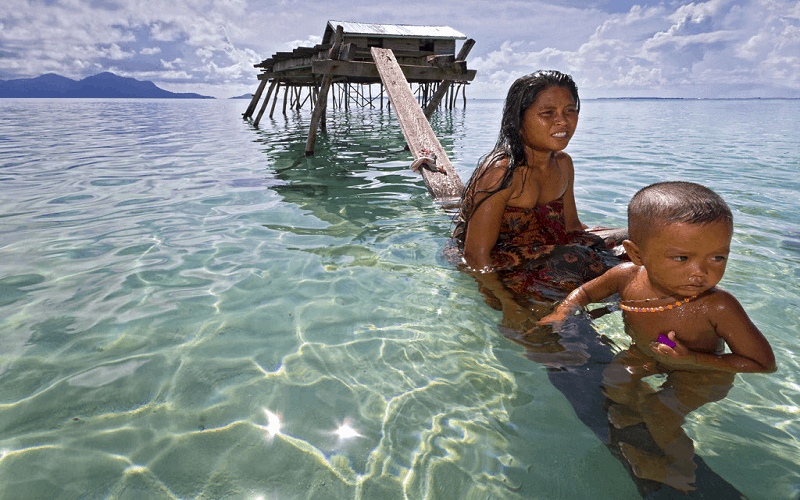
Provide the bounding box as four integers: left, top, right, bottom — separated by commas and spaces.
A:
628, 181, 733, 246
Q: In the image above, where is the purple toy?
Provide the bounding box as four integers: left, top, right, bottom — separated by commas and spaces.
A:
657, 334, 677, 348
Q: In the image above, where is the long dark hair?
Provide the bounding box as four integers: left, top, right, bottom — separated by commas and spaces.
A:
453, 70, 580, 243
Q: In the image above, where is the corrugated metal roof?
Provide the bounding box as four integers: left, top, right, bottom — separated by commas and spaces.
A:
327, 20, 466, 40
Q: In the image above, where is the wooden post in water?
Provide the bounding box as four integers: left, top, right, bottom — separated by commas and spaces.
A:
243, 77, 268, 118
423, 39, 474, 119
305, 26, 344, 156
253, 79, 278, 127
371, 47, 464, 202
269, 81, 282, 118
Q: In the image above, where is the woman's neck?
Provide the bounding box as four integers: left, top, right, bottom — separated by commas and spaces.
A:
523, 149, 556, 172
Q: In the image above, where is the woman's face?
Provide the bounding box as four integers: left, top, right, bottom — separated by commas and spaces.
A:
519, 85, 578, 153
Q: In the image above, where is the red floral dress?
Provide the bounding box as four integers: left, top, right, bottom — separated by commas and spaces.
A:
449, 198, 626, 300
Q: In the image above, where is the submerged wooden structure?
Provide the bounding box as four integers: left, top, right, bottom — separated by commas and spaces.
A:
243, 21, 476, 199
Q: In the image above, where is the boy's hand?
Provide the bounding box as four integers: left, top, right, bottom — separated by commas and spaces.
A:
649, 331, 693, 362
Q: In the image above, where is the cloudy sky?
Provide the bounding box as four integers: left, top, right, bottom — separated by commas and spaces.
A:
1, 0, 798, 99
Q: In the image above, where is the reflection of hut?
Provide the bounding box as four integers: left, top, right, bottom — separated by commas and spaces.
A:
243, 20, 476, 156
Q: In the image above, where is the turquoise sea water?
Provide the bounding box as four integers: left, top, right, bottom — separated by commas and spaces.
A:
0, 97, 798, 499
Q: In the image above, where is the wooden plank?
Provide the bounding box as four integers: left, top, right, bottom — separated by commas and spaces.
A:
312, 59, 475, 82
371, 47, 465, 202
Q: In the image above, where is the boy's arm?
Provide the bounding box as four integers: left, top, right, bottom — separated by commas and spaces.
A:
538, 263, 631, 325
657, 291, 776, 373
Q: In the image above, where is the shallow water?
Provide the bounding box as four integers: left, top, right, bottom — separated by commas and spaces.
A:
0, 97, 798, 499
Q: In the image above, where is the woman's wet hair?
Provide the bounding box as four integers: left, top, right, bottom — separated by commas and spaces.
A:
454, 70, 579, 241
498, 70, 580, 169
628, 181, 733, 245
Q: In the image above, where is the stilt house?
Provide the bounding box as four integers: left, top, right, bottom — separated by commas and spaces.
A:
243, 20, 476, 157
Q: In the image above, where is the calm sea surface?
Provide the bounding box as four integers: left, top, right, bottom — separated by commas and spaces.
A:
0, 97, 798, 499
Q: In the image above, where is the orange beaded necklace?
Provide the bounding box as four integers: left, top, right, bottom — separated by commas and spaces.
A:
619, 295, 698, 313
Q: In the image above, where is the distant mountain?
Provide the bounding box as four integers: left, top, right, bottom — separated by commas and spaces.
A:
229, 93, 254, 100
0, 72, 214, 99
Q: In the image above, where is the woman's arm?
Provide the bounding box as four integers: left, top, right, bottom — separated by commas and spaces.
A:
460, 160, 533, 326
462, 162, 515, 270
558, 153, 587, 232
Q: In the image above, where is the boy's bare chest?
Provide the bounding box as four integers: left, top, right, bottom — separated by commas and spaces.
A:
622, 305, 721, 352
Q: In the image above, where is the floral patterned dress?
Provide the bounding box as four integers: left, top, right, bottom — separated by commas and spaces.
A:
449, 197, 626, 300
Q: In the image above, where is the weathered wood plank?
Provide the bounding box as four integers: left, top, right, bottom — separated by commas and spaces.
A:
371, 47, 465, 202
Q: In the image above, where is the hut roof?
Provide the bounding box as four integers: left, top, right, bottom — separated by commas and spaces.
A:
322, 20, 467, 43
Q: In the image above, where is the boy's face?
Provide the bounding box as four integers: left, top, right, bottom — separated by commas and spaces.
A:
634, 220, 732, 298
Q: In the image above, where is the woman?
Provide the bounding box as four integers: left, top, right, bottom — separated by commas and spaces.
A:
451, 70, 625, 326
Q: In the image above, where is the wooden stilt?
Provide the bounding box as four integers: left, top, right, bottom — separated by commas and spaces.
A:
422, 39, 475, 119
269, 81, 281, 118
282, 84, 289, 115
253, 79, 278, 127
305, 25, 344, 156
243, 77, 268, 118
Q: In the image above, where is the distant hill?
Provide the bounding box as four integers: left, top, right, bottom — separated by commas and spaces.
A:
0, 72, 214, 99
230, 93, 254, 100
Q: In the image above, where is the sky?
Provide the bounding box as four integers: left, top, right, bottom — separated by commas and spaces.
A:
1, 0, 798, 99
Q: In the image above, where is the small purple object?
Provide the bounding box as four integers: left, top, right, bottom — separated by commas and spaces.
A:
657, 334, 676, 348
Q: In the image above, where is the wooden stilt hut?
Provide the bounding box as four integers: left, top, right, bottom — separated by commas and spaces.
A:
242, 20, 476, 159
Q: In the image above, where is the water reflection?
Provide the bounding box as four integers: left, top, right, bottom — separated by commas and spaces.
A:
253, 107, 461, 222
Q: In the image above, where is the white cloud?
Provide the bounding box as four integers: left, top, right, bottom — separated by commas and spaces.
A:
98, 43, 135, 60
160, 58, 183, 69
0, 0, 797, 98
284, 35, 322, 51
469, 0, 800, 98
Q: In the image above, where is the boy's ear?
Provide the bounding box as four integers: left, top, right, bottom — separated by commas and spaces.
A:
622, 239, 644, 266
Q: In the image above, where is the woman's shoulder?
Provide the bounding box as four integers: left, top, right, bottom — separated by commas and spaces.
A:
554, 151, 574, 170
474, 155, 513, 187
483, 153, 512, 171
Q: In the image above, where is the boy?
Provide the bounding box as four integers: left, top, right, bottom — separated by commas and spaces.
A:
539, 181, 776, 491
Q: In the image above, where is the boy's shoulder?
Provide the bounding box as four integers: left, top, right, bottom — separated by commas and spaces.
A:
702, 286, 744, 311
610, 261, 639, 280
594, 261, 639, 292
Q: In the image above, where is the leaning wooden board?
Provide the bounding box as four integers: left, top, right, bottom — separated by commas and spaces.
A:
370, 47, 465, 204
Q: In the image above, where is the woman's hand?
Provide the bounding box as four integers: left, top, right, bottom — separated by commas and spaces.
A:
537, 308, 571, 328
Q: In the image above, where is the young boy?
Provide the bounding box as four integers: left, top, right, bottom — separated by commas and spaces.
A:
539, 181, 776, 491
